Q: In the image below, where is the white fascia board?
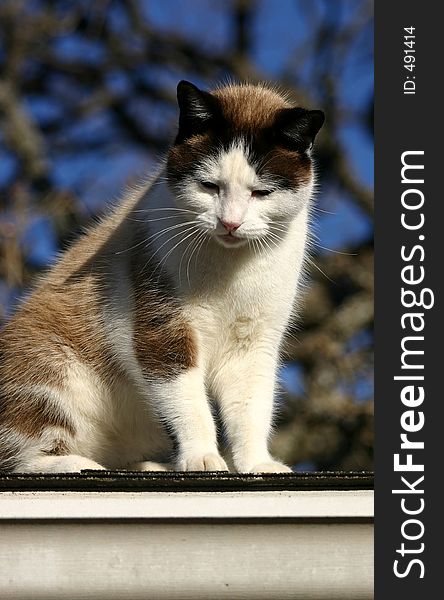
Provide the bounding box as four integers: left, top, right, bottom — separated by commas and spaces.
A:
0, 489, 373, 520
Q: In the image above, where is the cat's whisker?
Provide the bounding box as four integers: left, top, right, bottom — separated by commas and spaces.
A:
133, 207, 199, 215
311, 207, 337, 215
193, 232, 209, 272
186, 230, 207, 285
263, 235, 280, 251
178, 229, 205, 287
261, 239, 270, 254
255, 237, 265, 254
151, 225, 201, 264
115, 220, 199, 255
154, 225, 202, 275
177, 236, 194, 288
114, 236, 150, 255
161, 228, 202, 278
144, 220, 200, 248
267, 234, 284, 244
268, 223, 289, 234
140, 224, 200, 278
257, 234, 274, 253
128, 214, 197, 224
267, 229, 285, 241
313, 244, 357, 256
264, 236, 277, 252
249, 238, 258, 257
307, 256, 335, 283
115, 222, 198, 255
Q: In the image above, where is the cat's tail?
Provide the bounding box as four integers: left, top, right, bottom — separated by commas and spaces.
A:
0, 422, 105, 473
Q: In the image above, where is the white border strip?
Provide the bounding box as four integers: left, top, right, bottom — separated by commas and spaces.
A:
0, 489, 373, 520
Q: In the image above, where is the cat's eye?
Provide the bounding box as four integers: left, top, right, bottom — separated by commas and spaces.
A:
252, 189, 272, 198
200, 181, 219, 193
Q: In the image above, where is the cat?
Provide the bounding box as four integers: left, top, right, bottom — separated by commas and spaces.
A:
0, 81, 324, 473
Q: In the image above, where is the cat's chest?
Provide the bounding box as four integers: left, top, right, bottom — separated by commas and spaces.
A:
183, 263, 295, 354
187, 262, 274, 317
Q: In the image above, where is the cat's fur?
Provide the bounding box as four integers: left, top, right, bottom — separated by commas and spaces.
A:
0, 81, 324, 473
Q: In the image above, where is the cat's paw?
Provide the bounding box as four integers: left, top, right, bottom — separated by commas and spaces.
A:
178, 452, 228, 472
248, 461, 293, 474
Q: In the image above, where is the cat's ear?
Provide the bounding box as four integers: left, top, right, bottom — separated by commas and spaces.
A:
275, 107, 325, 152
176, 80, 220, 142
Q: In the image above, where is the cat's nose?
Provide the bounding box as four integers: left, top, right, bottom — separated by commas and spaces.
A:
219, 219, 242, 232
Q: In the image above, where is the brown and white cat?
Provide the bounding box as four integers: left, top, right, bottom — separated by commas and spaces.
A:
0, 81, 324, 473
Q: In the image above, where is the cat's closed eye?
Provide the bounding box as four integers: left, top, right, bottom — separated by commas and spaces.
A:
251, 189, 272, 198
200, 181, 219, 193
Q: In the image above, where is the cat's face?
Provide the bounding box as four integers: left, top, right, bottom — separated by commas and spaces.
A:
167, 81, 324, 249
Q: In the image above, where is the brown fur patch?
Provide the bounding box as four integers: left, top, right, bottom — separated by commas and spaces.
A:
213, 84, 290, 133
258, 147, 312, 189
1, 275, 119, 373
130, 246, 198, 378
134, 309, 198, 378
0, 320, 75, 441
0, 391, 75, 439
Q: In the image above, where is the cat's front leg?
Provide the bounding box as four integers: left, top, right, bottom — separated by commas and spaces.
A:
148, 368, 228, 472
214, 351, 292, 474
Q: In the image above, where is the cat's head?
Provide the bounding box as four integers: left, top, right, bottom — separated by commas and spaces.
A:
167, 81, 324, 249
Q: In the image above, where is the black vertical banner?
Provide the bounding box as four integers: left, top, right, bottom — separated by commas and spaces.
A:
375, 1, 443, 597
